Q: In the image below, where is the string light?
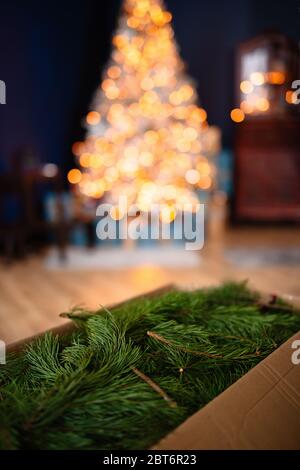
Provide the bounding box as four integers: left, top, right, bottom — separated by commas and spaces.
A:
230, 108, 245, 123
198, 175, 212, 189
250, 72, 265, 86
266, 71, 285, 85
185, 169, 200, 184
286, 90, 297, 104
68, 169, 82, 184
240, 80, 253, 94
256, 97, 270, 112
86, 111, 101, 125
71, 0, 220, 208
160, 205, 177, 223
72, 141, 84, 156
240, 100, 254, 114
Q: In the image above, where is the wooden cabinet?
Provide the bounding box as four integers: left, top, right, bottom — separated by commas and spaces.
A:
233, 32, 300, 222
235, 118, 300, 221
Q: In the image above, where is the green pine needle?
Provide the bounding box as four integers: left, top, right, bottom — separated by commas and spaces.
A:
0, 282, 299, 450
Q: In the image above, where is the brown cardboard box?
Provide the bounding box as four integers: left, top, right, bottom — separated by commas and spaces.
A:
154, 331, 300, 450
6, 286, 300, 450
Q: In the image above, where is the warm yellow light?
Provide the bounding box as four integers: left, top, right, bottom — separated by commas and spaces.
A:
160, 206, 176, 223
144, 130, 159, 144
285, 90, 297, 104
139, 151, 154, 166
198, 175, 212, 189
86, 111, 101, 126
190, 107, 207, 123
124, 145, 139, 159
183, 127, 198, 141
176, 139, 191, 152
191, 141, 202, 154
162, 185, 176, 200
159, 102, 172, 119
179, 84, 194, 101
256, 97, 270, 112
131, 36, 144, 48
142, 90, 158, 104
141, 77, 154, 90
141, 181, 158, 193
185, 169, 200, 184
103, 153, 115, 167
230, 108, 245, 122
169, 91, 182, 105
240, 80, 254, 94
128, 102, 140, 115
113, 35, 126, 48
119, 158, 138, 174
133, 6, 146, 18
102, 79, 115, 91
110, 206, 124, 220
73, 0, 218, 204
72, 141, 84, 156
106, 86, 120, 100
86, 179, 105, 198
163, 11, 172, 23
173, 106, 188, 119
107, 65, 121, 79
266, 71, 285, 85
250, 72, 265, 86
126, 47, 141, 65
107, 104, 124, 123
197, 161, 211, 176
105, 167, 119, 182
240, 100, 254, 114
89, 154, 104, 169
150, 5, 165, 25
68, 169, 82, 184
104, 179, 113, 191
127, 16, 140, 29
95, 138, 109, 152
79, 152, 91, 168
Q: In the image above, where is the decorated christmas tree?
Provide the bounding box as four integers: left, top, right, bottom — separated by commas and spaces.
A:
69, 0, 220, 220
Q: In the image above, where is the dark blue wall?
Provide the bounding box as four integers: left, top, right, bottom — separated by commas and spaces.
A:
0, 0, 299, 172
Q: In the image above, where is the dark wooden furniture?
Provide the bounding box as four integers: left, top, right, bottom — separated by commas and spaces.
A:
0, 174, 27, 261
0, 168, 67, 262
235, 117, 300, 221
233, 32, 300, 222
23, 168, 68, 259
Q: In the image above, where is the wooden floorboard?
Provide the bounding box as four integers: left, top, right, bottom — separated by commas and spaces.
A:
1, 226, 300, 344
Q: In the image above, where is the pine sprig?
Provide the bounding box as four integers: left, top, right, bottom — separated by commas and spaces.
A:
0, 282, 299, 450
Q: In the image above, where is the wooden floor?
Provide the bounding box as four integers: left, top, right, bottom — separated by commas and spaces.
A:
1, 224, 300, 344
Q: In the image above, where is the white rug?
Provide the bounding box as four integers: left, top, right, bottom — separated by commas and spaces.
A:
44, 245, 201, 270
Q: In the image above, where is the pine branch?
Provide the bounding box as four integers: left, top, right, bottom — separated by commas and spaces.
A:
147, 330, 223, 358
132, 367, 177, 408
1, 282, 300, 450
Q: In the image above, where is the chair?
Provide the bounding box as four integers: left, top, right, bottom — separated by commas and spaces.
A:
0, 173, 27, 262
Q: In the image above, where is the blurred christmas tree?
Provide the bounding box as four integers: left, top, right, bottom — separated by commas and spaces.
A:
69, 0, 220, 220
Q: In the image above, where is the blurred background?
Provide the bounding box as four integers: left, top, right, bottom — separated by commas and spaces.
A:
0, 0, 300, 343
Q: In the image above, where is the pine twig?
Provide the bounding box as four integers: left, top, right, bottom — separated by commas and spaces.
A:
131, 367, 177, 408
147, 331, 223, 359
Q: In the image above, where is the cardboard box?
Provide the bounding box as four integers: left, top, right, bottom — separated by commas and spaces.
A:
154, 331, 300, 450
7, 286, 300, 450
